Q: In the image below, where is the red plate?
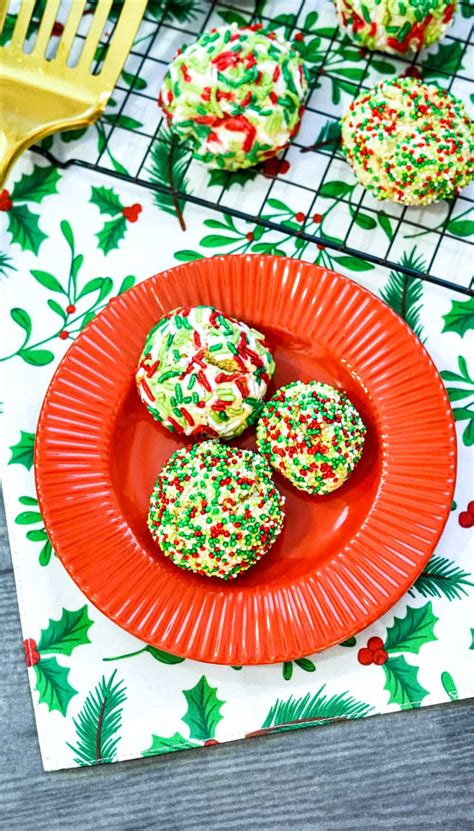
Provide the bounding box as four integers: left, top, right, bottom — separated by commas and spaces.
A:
35, 256, 456, 664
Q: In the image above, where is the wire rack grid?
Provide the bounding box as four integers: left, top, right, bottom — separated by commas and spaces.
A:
24, 0, 474, 296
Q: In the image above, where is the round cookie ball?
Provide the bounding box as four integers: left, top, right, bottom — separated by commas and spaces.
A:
148, 441, 285, 580
136, 305, 275, 439
334, 0, 456, 53
341, 78, 474, 206
256, 381, 366, 495
159, 23, 308, 171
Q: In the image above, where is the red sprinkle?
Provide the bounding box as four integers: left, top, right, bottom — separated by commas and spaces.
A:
197, 370, 212, 392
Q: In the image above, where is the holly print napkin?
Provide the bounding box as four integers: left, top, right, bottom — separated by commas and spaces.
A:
1, 0, 473, 771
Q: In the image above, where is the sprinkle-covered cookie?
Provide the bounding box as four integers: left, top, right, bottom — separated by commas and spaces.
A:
136, 305, 274, 439
341, 78, 474, 206
148, 441, 285, 580
256, 381, 366, 495
159, 23, 308, 170
334, 0, 456, 53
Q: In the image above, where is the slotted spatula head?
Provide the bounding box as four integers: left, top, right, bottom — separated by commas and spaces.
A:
0, 0, 147, 186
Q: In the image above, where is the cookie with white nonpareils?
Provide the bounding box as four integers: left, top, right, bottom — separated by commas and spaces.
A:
342, 78, 474, 206
257, 381, 366, 495
136, 305, 275, 439
148, 441, 285, 580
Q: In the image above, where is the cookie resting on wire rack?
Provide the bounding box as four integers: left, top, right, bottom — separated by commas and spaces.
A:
159, 23, 308, 171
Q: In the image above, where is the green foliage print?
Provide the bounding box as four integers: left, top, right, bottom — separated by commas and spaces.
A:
409, 555, 473, 601
255, 686, 373, 736
356, 602, 439, 709
442, 296, 474, 338
89, 186, 142, 254
440, 356, 474, 446
103, 644, 185, 665
147, 126, 192, 230
174, 203, 374, 273
25, 606, 94, 716
1, 164, 60, 254
143, 676, 225, 757
9, 431, 35, 470
379, 248, 426, 339
67, 671, 127, 766
15, 495, 53, 566
0, 220, 136, 366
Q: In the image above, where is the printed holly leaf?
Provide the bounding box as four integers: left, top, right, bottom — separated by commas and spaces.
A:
182, 676, 225, 742
442, 297, 474, 337
96, 216, 127, 254
145, 646, 185, 664
208, 167, 258, 189
11, 164, 60, 203
382, 655, 428, 709
385, 602, 438, 654
142, 732, 201, 757
90, 186, 123, 216
37, 606, 93, 656
9, 431, 35, 469
33, 657, 77, 716
422, 40, 465, 77
8, 205, 47, 254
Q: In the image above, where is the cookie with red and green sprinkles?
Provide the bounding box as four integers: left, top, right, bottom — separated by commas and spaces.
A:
148, 441, 285, 580
341, 78, 474, 206
256, 382, 366, 496
335, 0, 456, 54
136, 305, 275, 439
159, 23, 308, 171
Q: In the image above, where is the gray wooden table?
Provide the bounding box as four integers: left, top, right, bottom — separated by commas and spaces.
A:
1, 492, 473, 831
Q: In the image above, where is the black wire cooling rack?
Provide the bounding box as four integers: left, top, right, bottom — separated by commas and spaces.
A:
31, 0, 474, 296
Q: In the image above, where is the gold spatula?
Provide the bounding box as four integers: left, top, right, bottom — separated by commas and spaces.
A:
0, 0, 147, 187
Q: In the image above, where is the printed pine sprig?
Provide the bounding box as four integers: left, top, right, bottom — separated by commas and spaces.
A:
0, 220, 136, 366
252, 686, 373, 737
0, 164, 60, 254
89, 185, 142, 254
143, 676, 224, 757
409, 555, 474, 601
356, 602, 438, 709
379, 248, 426, 339
15, 495, 53, 566
25, 606, 94, 716
147, 126, 192, 231
440, 355, 474, 447
0, 251, 16, 276
67, 671, 127, 766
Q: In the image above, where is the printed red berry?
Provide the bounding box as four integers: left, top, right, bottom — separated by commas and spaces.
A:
203, 739, 219, 746
262, 157, 290, 177
66, 304, 76, 314
122, 203, 142, 222
294, 32, 304, 42
52, 21, 64, 36
246, 231, 254, 241
372, 648, 388, 665
0, 189, 13, 211
403, 65, 422, 80
59, 330, 69, 340
467, 501, 474, 515
358, 647, 373, 665
367, 636, 384, 652
24, 638, 40, 667
312, 213, 322, 223
459, 511, 473, 528
295, 211, 305, 223
317, 243, 325, 250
